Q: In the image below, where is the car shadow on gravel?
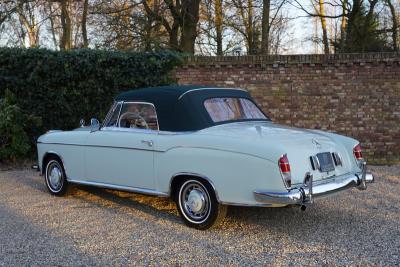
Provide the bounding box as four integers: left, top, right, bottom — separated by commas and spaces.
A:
72, 185, 182, 224
72, 182, 396, 243
14, 174, 184, 225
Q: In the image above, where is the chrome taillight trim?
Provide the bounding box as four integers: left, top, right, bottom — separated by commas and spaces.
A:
278, 154, 292, 189
353, 143, 363, 160
353, 143, 364, 169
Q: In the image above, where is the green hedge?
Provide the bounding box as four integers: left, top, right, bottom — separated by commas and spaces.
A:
0, 48, 182, 160
0, 48, 181, 149
0, 90, 41, 161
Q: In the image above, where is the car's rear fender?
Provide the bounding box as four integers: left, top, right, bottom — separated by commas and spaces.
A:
156, 147, 287, 206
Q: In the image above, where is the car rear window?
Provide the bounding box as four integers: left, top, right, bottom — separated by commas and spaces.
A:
204, 97, 267, 123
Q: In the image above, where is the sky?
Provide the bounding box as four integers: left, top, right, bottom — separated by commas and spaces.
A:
1, 1, 390, 55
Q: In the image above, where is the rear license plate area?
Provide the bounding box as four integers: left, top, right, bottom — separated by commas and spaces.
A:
316, 152, 335, 172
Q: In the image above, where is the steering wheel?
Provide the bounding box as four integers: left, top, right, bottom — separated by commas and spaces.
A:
118, 112, 149, 129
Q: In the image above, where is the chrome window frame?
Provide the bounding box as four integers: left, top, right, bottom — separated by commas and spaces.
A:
178, 87, 248, 100
102, 101, 123, 128
102, 101, 160, 132
101, 101, 116, 128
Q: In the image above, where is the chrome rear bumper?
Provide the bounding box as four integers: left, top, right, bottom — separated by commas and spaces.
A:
254, 162, 374, 205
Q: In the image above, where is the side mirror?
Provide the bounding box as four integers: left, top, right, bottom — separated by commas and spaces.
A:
79, 118, 85, 127
90, 118, 100, 132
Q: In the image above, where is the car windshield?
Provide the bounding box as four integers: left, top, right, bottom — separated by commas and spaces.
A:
204, 97, 269, 123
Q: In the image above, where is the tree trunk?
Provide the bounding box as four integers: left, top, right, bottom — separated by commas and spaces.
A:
235, 0, 255, 54
215, 0, 223, 55
180, 21, 198, 53
340, 0, 347, 51
261, 0, 270, 54
82, 0, 89, 48
247, 0, 254, 54
27, 27, 39, 47
345, 0, 361, 50
318, 0, 329, 54
387, 0, 398, 51
19, 18, 39, 47
144, 12, 152, 50
151, 0, 161, 49
17, 2, 39, 47
179, 0, 201, 54
47, 2, 58, 49
143, 0, 154, 51
60, 0, 72, 50
143, 0, 179, 50
169, 21, 180, 50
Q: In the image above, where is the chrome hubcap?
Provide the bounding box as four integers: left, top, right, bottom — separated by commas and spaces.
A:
47, 162, 63, 191
187, 189, 205, 213
180, 181, 211, 222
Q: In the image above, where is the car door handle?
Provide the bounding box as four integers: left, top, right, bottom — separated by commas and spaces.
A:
141, 140, 153, 147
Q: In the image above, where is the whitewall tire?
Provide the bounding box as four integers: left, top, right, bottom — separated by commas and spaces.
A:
175, 179, 227, 230
45, 158, 68, 196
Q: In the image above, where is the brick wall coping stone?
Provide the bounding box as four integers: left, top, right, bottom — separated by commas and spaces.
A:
182, 52, 400, 66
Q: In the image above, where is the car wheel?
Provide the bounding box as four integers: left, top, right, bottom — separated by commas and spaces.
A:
44, 157, 68, 196
175, 179, 227, 230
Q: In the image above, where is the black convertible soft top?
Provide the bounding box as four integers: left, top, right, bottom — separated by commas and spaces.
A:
115, 85, 267, 132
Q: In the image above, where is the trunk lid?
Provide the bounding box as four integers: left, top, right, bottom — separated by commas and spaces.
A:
199, 122, 353, 184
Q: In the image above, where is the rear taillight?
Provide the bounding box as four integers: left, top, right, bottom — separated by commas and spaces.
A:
279, 154, 292, 188
353, 144, 363, 160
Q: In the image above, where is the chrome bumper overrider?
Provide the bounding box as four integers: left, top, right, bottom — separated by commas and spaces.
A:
254, 162, 374, 205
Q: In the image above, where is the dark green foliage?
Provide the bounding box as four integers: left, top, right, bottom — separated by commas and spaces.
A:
335, 2, 391, 53
0, 48, 182, 159
0, 90, 42, 162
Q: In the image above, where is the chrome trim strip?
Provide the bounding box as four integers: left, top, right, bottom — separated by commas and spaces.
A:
178, 88, 248, 100
68, 179, 169, 197
169, 172, 220, 202
254, 169, 374, 205
313, 155, 321, 171
101, 126, 159, 134
332, 152, 343, 166
220, 201, 273, 207
37, 142, 163, 152
164, 146, 275, 163
158, 130, 197, 135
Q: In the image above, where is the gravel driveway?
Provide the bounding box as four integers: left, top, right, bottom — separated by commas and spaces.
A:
0, 166, 399, 266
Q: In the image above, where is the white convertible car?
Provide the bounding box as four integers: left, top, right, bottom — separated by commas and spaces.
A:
35, 85, 374, 229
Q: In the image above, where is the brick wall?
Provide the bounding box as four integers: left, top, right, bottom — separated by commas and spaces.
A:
174, 53, 400, 163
